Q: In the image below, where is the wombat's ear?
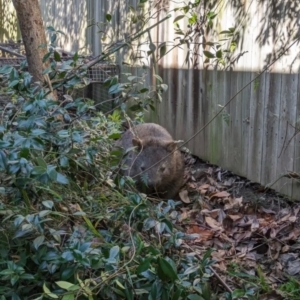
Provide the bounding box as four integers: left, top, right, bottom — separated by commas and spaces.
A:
166, 141, 177, 152
132, 138, 143, 149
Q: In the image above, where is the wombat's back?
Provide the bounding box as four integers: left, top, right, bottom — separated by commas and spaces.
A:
118, 123, 184, 199
120, 123, 173, 148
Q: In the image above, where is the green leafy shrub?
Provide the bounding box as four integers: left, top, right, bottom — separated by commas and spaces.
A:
0, 47, 215, 299
0, 0, 248, 293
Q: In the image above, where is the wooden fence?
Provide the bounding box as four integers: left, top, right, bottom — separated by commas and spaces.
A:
1, 0, 300, 199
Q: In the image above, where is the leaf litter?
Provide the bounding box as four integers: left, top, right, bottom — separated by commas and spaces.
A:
177, 153, 300, 298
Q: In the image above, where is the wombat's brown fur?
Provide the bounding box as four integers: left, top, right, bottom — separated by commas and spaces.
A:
117, 123, 184, 198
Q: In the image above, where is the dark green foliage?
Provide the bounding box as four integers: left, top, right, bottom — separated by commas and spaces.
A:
0, 43, 215, 300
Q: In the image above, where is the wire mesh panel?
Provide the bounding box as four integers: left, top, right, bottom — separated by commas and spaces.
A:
0, 57, 119, 113
87, 63, 119, 113
0, 58, 26, 107
87, 63, 118, 83
0, 57, 26, 67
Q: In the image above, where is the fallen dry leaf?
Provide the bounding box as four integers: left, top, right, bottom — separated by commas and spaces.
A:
201, 208, 221, 219
205, 216, 222, 230
179, 190, 191, 203
224, 196, 243, 210
186, 227, 214, 241
227, 213, 243, 221
209, 191, 230, 201
178, 152, 300, 294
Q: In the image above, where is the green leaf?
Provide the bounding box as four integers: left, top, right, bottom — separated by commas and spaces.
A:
108, 133, 121, 139
115, 280, 125, 289
56, 173, 69, 184
42, 200, 54, 209
143, 218, 156, 230
182, 5, 189, 14
128, 76, 137, 81
150, 280, 162, 299
43, 51, 52, 62
139, 88, 149, 93
20, 273, 35, 280
219, 30, 232, 34
56, 281, 74, 291
62, 295, 75, 300
43, 283, 59, 298
192, 0, 201, 7
129, 104, 141, 111
60, 156, 69, 167
173, 15, 185, 23
36, 157, 47, 168
173, 288, 183, 300
149, 43, 156, 52
207, 11, 217, 19
11, 294, 22, 300
216, 50, 222, 58
108, 83, 123, 94
106, 14, 112, 22
8, 80, 19, 88
39, 210, 52, 217
54, 51, 61, 62
154, 74, 163, 82
61, 267, 75, 280
0, 65, 13, 74
125, 286, 133, 300
232, 289, 245, 298
202, 283, 212, 300
51, 33, 57, 44
31, 166, 47, 175
33, 235, 45, 249
73, 52, 79, 62
0, 269, 14, 275
160, 83, 168, 92
159, 43, 167, 58
157, 257, 178, 282
188, 13, 198, 25
136, 258, 151, 274
230, 41, 237, 52
187, 295, 205, 300
57, 130, 70, 138
47, 26, 55, 32
0, 150, 7, 169
109, 246, 120, 260
10, 68, 19, 81
203, 51, 215, 58
183, 265, 199, 275
11, 275, 19, 286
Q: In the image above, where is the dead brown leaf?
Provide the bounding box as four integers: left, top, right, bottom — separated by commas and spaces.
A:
209, 191, 230, 200
205, 216, 222, 230
179, 190, 191, 203
227, 213, 243, 221
224, 196, 243, 210
201, 209, 221, 219
178, 211, 189, 222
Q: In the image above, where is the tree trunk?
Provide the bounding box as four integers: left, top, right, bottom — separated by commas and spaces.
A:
12, 0, 50, 84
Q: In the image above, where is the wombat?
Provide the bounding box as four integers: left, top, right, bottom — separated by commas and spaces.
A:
117, 123, 184, 198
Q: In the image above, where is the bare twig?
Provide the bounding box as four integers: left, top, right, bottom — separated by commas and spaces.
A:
0, 45, 26, 58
